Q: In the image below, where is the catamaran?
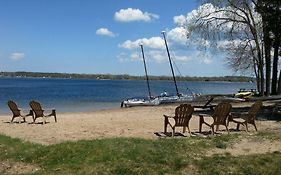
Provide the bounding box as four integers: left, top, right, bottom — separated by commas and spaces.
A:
121, 31, 197, 107
121, 44, 161, 107
158, 31, 197, 104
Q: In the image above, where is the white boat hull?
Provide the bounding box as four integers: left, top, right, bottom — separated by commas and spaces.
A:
159, 94, 195, 104
121, 98, 160, 107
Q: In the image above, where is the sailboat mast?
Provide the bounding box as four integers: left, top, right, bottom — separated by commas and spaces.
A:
140, 44, 152, 99
161, 31, 180, 97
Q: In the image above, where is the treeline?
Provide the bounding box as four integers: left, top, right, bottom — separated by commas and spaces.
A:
0, 71, 255, 82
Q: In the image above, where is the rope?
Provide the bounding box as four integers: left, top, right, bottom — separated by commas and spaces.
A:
170, 57, 194, 95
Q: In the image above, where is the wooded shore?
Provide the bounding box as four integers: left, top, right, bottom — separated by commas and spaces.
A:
0, 71, 255, 82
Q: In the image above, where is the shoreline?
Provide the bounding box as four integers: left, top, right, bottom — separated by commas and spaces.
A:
0, 102, 280, 145
0, 72, 255, 82
0, 101, 122, 115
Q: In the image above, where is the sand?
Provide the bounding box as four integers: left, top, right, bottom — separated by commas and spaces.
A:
1, 102, 281, 155
0, 105, 180, 144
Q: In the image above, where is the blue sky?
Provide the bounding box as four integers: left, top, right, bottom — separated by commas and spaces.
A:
0, 0, 233, 77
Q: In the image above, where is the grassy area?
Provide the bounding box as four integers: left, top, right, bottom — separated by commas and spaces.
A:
0, 133, 280, 175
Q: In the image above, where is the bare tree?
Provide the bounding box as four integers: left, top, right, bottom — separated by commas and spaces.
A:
182, 0, 265, 94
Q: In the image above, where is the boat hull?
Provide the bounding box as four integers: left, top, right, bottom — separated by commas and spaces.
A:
159, 94, 195, 104
121, 98, 160, 107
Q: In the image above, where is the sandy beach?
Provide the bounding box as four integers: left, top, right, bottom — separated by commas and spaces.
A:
1, 102, 281, 146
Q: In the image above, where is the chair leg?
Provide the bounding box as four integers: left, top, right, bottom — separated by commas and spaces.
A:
245, 123, 249, 132
54, 115, 57, 122
172, 128, 175, 137
52, 110, 57, 122
186, 124, 191, 135
199, 116, 203, 133
34, 116, 39, 124
29, 110, 35, 123
11, 116, 15, 123
211, 125, 215, 135
183, 126, 186, 133
32, 115, 35, 123
236, 123, 240, 131
215, 125, 219, 131
164, 117, 168, 133
253, 122, 258, 131
187, 125, 191, 136
240, 123, 247, 132
225, 125, 230, 134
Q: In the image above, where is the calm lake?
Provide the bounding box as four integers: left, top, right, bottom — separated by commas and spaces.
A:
0, 77, 255, 114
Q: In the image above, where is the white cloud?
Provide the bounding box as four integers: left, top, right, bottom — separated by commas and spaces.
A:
173, 15, 186, 26
119, 37, 164, 50
117, 52, 142, 62
118, 29, 195, 64
173, 55, 192, 62
117, 52, 129, 62
118, 4, 224, 65
130, 52, 141, 61
114, 8, 159, 22
167, 27, 188, 46
10, 52, 25, 60
147, 50, 166, 63
96, 28, 116, 37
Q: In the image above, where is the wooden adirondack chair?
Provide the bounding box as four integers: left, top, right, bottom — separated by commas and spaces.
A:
199, 102, 232, 135
163, 104, 194, 137
7, 100, 34, 123
29, 100, 57, 124
228, 101, 262, 132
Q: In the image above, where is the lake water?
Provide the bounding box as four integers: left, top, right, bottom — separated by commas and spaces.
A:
0, 77, 255, 114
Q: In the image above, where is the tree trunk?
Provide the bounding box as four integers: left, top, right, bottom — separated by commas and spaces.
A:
278, 70, 281, 94
271, 38, 280, 95
265, 52, 271, 96
254, 61, 261, 92
259, 62, 265, 96
263, 23, 271, 96
253, 32, 264, 96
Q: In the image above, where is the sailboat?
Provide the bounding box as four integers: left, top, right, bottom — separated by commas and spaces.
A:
121, 32, 197, 107
121, 44, 160, 107
158, 31, 196, 104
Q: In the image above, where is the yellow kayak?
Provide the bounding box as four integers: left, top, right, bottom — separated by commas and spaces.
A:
235, 91, 254, 98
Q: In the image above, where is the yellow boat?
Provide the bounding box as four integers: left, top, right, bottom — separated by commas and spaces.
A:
235, 89, 255, 99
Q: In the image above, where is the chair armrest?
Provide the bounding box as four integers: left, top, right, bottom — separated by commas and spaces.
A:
163, 114, 174, 118
44, 108, 56, 114
45, 109, 56, 116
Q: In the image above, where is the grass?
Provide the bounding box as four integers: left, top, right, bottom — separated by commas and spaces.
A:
0, 132, 280, 175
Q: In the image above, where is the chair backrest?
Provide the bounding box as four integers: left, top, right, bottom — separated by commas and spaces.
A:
7, 100, 20, 116
29, 101, 44, 117
174, 104, 194, 126
212, 102, 232, 125
247, 101, 262, 122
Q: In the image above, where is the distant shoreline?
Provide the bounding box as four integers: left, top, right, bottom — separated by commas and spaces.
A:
0, 71, 255, 82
